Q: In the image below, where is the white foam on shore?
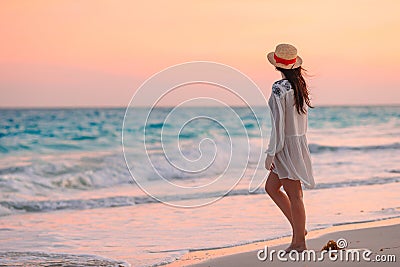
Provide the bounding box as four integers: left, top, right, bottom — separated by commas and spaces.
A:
0, 251, 130, 267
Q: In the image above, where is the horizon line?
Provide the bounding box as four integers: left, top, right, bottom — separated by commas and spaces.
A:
0, 103, 400, 109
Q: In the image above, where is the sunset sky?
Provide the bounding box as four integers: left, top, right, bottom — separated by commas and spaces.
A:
1, 0, 400, 107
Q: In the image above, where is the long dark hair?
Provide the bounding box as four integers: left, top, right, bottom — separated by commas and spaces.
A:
276, 66, 313, 114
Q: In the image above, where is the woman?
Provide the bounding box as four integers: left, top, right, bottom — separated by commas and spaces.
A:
264, 43, 315, 253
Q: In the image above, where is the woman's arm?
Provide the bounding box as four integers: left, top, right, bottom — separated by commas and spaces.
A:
265, 85, 286, 169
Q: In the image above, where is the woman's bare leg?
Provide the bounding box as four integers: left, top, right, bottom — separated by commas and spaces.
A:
265, 172, 308, 238
264, 172, 294, 227
280, 178, 307, 252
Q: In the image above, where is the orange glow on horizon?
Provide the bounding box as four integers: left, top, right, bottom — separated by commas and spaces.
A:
1, 0, 400, 107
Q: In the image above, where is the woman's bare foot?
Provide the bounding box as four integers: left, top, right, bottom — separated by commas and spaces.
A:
287, 230, 307, 248
284, 243, 307, 253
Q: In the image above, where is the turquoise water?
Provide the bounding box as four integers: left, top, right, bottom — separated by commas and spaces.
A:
0, 106, 399, 266
1, 106, 399, 204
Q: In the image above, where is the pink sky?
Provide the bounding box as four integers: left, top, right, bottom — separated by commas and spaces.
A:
1, 0, 400, 107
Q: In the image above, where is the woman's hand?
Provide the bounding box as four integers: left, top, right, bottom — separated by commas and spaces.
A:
269, 163, 275, 171
265, 157, 275, 170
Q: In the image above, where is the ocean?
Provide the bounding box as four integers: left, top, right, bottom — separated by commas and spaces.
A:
0, 106, 399, 266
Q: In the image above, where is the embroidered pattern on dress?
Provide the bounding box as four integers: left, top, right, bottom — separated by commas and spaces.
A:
272, 83, 281, 97
276, 79, 292, 91
272, 79, 292, 97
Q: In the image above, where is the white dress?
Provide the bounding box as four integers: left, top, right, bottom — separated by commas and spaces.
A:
265, 79, 315, 189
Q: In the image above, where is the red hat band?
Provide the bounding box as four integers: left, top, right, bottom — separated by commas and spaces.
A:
274, 53, 297, 65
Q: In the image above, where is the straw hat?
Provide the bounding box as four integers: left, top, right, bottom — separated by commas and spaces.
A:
267, 43, 302, 69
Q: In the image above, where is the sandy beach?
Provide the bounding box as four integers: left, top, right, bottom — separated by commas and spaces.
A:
164, 217, 400, 267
